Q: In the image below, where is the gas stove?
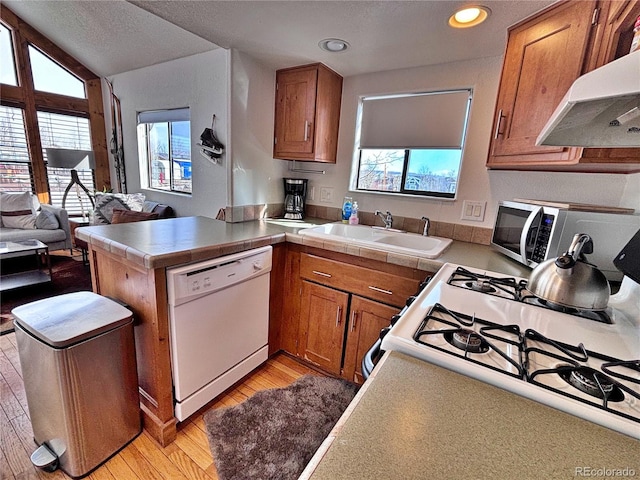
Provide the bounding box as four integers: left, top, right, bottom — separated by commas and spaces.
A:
381, 263, 640, 439
447, 266, 613, 323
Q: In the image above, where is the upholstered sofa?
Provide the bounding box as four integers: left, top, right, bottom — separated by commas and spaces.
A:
0, 202, 72, 252
73, 196, 174, 259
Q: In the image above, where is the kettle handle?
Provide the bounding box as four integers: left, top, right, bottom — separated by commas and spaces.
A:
556, 233, 592, 269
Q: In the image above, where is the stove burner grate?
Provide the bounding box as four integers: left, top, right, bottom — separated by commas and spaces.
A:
447, 267, 524, 301
558, 366, 624, 402
413, 303, 524, 378
520, 295, 613, 324
446, 329, 490, 353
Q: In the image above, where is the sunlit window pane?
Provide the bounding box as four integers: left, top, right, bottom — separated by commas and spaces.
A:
0, 106, 31, 192
0, 24, 18, 86
29, 45, 86, 98
404, 149, 462, 195
38, 111, 94, 216
356, 149, 405, 192
138, 110, 191, 194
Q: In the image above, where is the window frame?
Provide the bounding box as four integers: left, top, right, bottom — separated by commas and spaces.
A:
0, 7, 109, 206
352, 88, 472, 200
137, 108, 192, 195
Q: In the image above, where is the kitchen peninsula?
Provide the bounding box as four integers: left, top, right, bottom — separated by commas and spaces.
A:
76, 216, 530, 445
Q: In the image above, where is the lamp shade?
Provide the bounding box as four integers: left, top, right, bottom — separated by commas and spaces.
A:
45, 148, 95, 170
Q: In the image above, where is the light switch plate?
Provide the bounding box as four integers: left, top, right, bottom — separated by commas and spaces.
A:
320, 187, 334, 203
461, 200, 486, 222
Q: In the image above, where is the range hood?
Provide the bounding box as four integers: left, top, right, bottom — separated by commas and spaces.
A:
536, 50, 640, 148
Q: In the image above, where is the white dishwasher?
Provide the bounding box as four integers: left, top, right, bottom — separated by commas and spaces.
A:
166, 245, 272, 421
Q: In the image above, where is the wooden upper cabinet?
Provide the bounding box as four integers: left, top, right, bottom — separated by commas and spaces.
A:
274, 63, 343, 163
487, 0, 640, 173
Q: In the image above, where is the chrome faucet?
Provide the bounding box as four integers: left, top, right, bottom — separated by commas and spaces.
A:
375, 210, 393, 229
421, 216, 430, 236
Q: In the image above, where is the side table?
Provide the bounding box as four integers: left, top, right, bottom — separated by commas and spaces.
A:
69, 218, 90, 265
0, 240, 52, 292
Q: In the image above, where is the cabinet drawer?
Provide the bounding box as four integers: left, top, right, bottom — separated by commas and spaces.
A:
300, 254, 417, 308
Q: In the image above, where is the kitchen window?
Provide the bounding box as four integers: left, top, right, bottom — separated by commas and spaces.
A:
353, 89, 472, 199
137, 108, 191, 194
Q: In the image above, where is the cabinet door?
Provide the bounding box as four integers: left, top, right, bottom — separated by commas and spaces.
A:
274, 67, 317, 156
488, 1, 597, 162
342, 296, 399, 384
299, 281, 348, 375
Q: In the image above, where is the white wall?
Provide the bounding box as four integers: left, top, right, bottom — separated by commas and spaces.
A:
107, 49, 639, 222
229, 50, 288, 209
295, 56, 639, 227
108, 49, 229, 217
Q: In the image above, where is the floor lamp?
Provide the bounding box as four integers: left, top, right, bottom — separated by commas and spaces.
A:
45, 148, 96, 215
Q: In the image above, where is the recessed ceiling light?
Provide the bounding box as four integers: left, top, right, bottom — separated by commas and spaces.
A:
449, 6, 491, 28
319, 38, 350, 53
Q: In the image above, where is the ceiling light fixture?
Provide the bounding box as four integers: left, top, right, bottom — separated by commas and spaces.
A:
448, 6, 491, 28
319, 38, 350, 53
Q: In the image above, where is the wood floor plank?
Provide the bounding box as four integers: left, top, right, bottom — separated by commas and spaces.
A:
118, 443, 165, 480
0, 373, 23, 422
103, 453, 141, 480
179, 422, 211, 459
166, 443, 218, 480
131, 433, 189, 480
0, 408, 37, 479
0, 354, 28, 419
172, 429, 213, 472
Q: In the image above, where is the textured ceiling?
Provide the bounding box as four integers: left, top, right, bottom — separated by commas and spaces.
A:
4, 0, 558, 78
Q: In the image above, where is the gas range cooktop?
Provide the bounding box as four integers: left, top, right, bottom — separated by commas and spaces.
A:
447, 266, 613, 323
382, 263, 640, 439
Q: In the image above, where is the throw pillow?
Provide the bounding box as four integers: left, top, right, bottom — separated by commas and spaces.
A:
111, 209, 159, 224
92, 193, 145, 224
0, 191, 37, 229
35, 209, 60, 230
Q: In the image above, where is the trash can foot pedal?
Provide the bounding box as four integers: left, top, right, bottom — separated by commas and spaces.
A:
31, 443, 58, 472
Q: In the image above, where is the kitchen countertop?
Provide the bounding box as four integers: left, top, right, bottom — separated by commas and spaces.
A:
76, 216, 531, 276
301, 351, 640, 480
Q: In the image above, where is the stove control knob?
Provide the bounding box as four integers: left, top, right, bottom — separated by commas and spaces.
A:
405, 296, 416, 307
390, 314, 402, 326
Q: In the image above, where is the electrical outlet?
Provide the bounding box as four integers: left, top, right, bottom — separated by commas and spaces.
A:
320, 187, 334, 203
308, 186, 315, 201
461, 200, 486, 222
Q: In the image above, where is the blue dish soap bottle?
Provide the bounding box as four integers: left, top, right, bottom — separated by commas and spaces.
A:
342, 196, 353, 223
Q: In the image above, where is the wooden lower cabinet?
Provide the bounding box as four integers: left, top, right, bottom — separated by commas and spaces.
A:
342, 296, 399, 384
299, 281, 349, 375
277, 246, 425, 383
298, 281, 400, 383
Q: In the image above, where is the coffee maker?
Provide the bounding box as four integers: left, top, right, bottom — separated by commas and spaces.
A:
283, 178, 308, 220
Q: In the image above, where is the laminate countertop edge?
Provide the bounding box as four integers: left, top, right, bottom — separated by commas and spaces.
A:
76, 216, 531, 276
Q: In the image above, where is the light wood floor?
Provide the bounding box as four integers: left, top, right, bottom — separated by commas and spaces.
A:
0, 331, 320, 480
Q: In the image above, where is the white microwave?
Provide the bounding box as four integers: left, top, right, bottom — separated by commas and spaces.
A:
491, 200, 640, 280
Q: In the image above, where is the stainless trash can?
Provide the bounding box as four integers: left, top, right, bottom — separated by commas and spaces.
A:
13, 291, 141, 478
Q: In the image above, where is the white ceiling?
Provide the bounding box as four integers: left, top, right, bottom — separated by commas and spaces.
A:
4, 0, 558, 79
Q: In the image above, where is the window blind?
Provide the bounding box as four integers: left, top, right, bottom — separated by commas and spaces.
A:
137, 107, 190, 124
359, 89, 471, 149
37, 111, 94, 216
0, 106, 32, 192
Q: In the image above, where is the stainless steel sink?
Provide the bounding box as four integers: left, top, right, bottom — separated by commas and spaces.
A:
298, 222, 452, 258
